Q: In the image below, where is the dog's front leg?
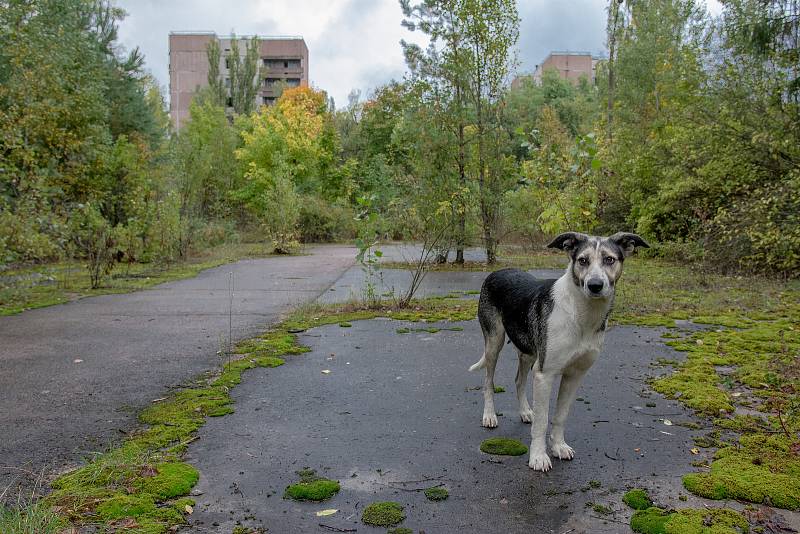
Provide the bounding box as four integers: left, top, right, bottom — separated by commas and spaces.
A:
528, 368, 556, 471
549, 367, 589, 461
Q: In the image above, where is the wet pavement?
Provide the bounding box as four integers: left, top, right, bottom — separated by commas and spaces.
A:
0, 245, 356, 493
184, 318, 705, 533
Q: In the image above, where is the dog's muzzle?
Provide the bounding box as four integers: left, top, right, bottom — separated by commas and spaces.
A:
587, 278, 604, 296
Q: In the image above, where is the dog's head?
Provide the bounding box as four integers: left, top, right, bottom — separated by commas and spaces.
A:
547, 232, 649, 299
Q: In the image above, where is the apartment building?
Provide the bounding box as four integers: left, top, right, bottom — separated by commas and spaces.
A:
532, 51, 601, 85
169, 32, 309, 129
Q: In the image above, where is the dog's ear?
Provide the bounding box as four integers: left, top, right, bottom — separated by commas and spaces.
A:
609, 232, 650, 257
547, 232, 589, 253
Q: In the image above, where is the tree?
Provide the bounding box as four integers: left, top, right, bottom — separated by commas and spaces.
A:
205, 39, 226, 106
228, 35, 263, 115
453, 0, 519, 264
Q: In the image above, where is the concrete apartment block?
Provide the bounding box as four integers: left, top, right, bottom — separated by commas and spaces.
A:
169, 32, 309, 130
512, 51, 604, 89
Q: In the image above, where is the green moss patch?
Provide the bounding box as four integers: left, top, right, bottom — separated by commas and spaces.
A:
361, 501, 405, 527
683, 434, 800, 510
623, 489, 654, 511
479, 437, 528, 456
283, 468, 340, 502
631, 506, 748, 534
388, 528, 413, 534
493, 386, 505, 393
339, 322, 352, 327
424, 486, 449, 501
133, 462, 199, 500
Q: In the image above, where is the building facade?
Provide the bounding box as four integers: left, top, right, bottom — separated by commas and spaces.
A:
531, 51, 601, 85
169, 32, 309, 129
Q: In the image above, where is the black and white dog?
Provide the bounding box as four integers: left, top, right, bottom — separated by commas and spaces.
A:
469, 232, 649, 471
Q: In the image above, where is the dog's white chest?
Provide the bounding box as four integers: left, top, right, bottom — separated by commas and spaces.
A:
545, 302, 607, 372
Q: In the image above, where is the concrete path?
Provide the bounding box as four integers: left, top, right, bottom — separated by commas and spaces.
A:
0, 245, 356, 493
184, 318, 703, 534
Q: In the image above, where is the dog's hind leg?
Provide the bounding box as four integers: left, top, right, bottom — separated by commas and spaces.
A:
474, 301, 505, 428
515, 351, 535, 423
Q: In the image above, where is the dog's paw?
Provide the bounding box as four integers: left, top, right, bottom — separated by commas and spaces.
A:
528, 450, 552, 472
519, 409, 534, 424
551, 441, 575, 460
482, 411, 498, 428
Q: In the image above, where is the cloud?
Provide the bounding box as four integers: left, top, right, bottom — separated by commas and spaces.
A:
115, 0, 724, 108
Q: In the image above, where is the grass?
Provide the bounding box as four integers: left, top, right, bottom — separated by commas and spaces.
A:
0, 500, 66, 534
479, 437, 528, 456
361, 501, 405, 527
0, 241, 277, 316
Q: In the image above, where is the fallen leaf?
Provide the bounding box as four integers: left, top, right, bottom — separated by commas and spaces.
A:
316, 509, 338, 517
73, 359, 83, 364
321, 370, 331, 374
731, 392, 743, 397
663, 419, 673, 426
634, 448, 641, 452
500, 498, 508, 505
184, 504, 193, 514
696, 339, 704, 345
690, 448, 700, 455
660, 431, 673, 435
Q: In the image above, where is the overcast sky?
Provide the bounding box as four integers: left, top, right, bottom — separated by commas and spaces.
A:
116, 0, 720, 109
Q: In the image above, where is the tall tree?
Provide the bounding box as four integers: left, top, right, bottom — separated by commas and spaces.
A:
456, 0, 519, 263
205, 39, 226, 107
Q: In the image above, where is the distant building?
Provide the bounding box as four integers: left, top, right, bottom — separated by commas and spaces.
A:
169, 32, 309, 129
512, 51, 604, 89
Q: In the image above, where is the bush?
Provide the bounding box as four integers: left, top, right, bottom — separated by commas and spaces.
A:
298, 196, 355, 242
194, 220, 239, 249
0, 211, 63, 264
69, 204, 117, 288
701, 178, 800, 277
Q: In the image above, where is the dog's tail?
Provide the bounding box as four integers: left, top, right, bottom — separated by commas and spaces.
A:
468, 353, 487, 372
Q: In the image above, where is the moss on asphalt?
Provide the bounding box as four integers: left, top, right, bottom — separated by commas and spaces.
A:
479, 437, 528, 456
361, 501, 405, 527
38, 296, 475, 532
283, 468, 340, 501
623, 489, 653, 510
424, 486, 449, 501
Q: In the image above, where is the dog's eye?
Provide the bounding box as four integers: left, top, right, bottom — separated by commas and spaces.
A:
577, 257, 589, 266
604, 256, 616, 265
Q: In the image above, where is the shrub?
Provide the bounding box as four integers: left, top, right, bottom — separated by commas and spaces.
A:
69, 204, 117, 288
298, 196, 355, 242
0, 211, 62, 264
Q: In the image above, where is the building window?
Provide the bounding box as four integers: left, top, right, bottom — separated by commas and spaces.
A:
265, 77, 280, 87
286, 78, 301, 87
225, 78, 231, 88
224, 58, 230, 69
263, 96, 276, 105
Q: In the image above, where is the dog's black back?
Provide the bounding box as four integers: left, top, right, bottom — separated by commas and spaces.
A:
478, 268, 556, 356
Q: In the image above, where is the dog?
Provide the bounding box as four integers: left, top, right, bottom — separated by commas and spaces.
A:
469, 232, 649, 471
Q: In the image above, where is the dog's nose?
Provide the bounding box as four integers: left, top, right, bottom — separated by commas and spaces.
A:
587, 280, 604, 294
